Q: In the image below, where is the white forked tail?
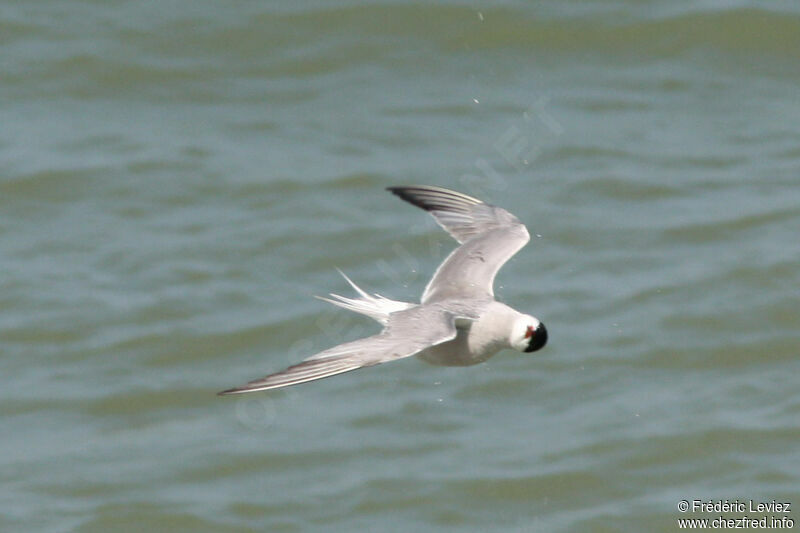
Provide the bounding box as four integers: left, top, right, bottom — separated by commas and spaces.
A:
315, 269, 414, 325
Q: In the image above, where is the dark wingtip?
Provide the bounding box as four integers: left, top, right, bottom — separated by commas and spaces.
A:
386, 185, 443, 212
217, 384, 258, 395
387, 186, 420, 208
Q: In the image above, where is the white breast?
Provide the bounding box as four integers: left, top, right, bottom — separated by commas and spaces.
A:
415, 301, 517, 367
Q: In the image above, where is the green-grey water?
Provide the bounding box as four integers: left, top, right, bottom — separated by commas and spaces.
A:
2, 1, 799, 531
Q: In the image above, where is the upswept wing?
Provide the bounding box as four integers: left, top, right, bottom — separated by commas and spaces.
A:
387, 185, 530, 303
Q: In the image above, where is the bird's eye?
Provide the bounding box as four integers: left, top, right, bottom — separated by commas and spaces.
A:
525, 325, 534, 339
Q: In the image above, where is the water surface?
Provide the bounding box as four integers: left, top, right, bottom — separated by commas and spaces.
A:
2, 1, 799, 531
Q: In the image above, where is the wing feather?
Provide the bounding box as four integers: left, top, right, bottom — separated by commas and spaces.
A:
387, 185, 530, 302
218, 305, 462, 394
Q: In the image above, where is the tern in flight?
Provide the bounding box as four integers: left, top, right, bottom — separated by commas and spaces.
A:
219, 185, 547, 394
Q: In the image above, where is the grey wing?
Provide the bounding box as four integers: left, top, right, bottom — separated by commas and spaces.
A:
218, 305, 463, 394
387, 185, 530, 303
